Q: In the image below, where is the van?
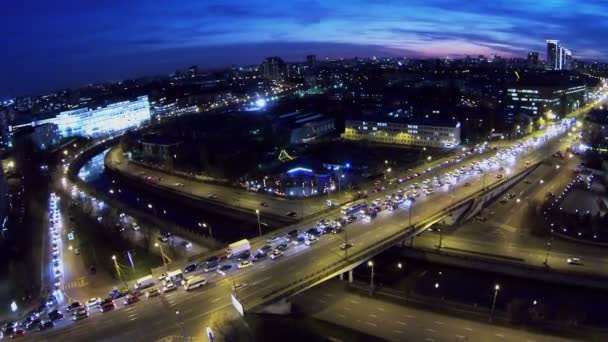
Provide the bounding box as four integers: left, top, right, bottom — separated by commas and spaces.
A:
135, 275, 154, 290
184, 276, 207, 291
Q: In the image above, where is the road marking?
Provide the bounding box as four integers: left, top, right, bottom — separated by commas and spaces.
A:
496, 333, 505, 338
425, 338, 435, 342
426, 328, 437, 333
318, 299, 327, 304
377, 307, 385, 311
434, 321, 444, 325
344, 307, 352, 311
338, 314, 346, 319
394, 330, 403, 334
396, 321, 407, 326
322, 293, 333, 297
365, 322, 377, 327
405, 314, 415, 318
455, 335, 466, 339
350, 300, 360, 304
369, 314, 377, 318
127, 314, 137, 318
464, 327, 473, 331
212, 297, 221, 303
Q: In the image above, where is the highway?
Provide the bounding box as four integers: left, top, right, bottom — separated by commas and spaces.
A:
294, 279, 578, 342
17, 116, 581, 340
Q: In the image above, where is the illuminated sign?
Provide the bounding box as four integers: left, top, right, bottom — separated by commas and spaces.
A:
287, 167, 313, 174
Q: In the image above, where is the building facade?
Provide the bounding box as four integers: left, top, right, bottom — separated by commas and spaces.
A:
14, 96, 150, 139
504, 83, 586, 121
261, 57, 286, 81
547, 40, 560, 70
343, 117, 461, 148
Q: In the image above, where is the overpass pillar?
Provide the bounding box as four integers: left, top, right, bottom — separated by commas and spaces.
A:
339, 273, 344, 281
348, 270, 353, 283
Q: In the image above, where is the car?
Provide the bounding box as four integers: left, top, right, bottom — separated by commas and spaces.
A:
47, 310, 63, 321
260, 245, 273, 253
72, 308, 88, 321
275, 243, 288, 251
567, 258, 583, 265
474, 216, 486, 222
38, 321, 54, 331
208, 194, 217, 199
175, 183, 185, 187
158, 236, 169, 243
131, 222, 140, 231
252, 252, 267, 262
286, 211, 297, 217
333, 227, 344, 234
546, 192, 555, 198
236, 251, 251, 261
260, 202, 268, 207
205, 256, 220, 265
340, 243, 353, 250
306, 228, 320, 237
162, 281, 177, 293
26, 318, 40, 330
85, 297, 101, 309
284, 230, 299, 241
124, 294, 139, 306
65, 302, 81, 312
305, 236, 319, 245
100, 301, 115, 313
496, 174, 503, 179
145, 288, 160, 298
270, 250, 283, 260
204, 262, 219, 272
292, 236, 306, 245
74, 248, 80, 255
238, 261, 253, 269
464, 182, 471, 187
218, 264, 233, 272
183, 263, 198, 273
11, 329, 25, 338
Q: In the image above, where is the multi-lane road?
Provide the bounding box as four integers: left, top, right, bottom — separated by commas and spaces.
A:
17, 116, 581, 340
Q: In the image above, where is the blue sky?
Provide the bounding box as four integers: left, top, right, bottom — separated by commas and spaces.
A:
2, 0, 607, 97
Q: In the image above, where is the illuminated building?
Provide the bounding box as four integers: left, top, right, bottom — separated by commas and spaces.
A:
342, 116, 461, 148
306, 54, 316, 69
12, 96, 150, 139
274, 111, 335, 144
504, 82, 586, 121
546, 40, 560, 70
527, 52, 539, 68
261, 57, 286, 81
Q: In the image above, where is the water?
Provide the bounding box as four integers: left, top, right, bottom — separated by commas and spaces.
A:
77, 150, 258, 243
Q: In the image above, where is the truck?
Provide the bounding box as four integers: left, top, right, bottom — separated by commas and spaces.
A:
226, 239, 251, 258
134, 275, 154, 290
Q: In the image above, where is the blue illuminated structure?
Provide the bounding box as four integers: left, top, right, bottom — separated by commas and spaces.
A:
286, 167, 313, 174
31, 96, 150, 138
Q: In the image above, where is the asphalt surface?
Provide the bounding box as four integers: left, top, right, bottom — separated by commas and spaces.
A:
294, 279, 579, 342
15, 117, 580, 340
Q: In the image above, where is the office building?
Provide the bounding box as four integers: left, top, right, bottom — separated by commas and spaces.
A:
306, 54, 316, 69
547, 40, 560, 70
274, 111, 335, 144
504, 80, 586, 121
261, 56, 286, 81
342, 115, 461, 148
11, 96, 150, 139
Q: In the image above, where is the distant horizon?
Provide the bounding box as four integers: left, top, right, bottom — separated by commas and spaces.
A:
3, 1, 608, 98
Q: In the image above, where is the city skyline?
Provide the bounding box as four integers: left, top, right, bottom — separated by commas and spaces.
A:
2, 0, 608, 97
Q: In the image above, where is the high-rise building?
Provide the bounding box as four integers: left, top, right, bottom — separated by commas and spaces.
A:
546, 40, 560, 70
527, 52, 539, 67
260, 56, 286, 81
563, 48, 573, 70
306, 54, 316, 69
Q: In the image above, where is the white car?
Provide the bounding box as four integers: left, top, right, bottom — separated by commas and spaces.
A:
86, 297, 101, 308
238, 261, 253, 269
163, 281, 177, 293
567, 257, 583, 265
305, 236, 319, 246
270, 250, 284, 260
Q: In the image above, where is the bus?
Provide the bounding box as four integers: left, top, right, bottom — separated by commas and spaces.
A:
340, 201, 368, 215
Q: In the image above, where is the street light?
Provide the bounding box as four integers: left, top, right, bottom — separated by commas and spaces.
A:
543, 240, 552, 265
490, 284, 500, 322
256, 209, 262, 237
437, 228, 443, 250
397, 262, 403, 269
199, 222, 213, 239
540, 179, 544, 184
367, 261, 374, 296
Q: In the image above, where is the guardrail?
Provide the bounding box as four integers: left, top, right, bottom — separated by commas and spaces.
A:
247, 164, 540, 310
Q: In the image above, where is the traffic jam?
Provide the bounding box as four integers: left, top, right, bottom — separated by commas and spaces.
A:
1, 118, 575, 339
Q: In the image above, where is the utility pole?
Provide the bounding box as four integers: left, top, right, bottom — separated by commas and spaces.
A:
489, 284, 500, 322
367, 261, 375, 296
543, 239, 552, 265
438, 229, 443, 250
256, 210, 262, 237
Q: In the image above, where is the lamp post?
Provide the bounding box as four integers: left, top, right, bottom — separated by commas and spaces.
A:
489, 284, 500, 322
437, 228, 443, 250
147, 203, 157, 217
256, 209, 262, 237
338, 174, 345, 194
367, 261, 375, 296
112, 255, 126, 288
198, 222, 213, 239
155, 242, 169, 271
543, 240, 552, 265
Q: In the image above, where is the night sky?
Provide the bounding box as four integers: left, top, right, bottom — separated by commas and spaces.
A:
2, 0, 607, 98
